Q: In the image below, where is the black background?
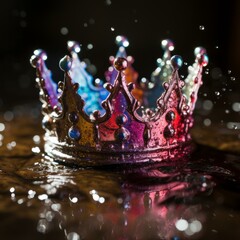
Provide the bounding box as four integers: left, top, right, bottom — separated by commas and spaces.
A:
0, 0, 239, 113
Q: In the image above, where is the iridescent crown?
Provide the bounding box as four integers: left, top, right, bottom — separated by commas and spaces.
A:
30, 37, 208, 166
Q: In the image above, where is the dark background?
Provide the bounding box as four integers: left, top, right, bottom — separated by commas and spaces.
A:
0, 0, 239, 120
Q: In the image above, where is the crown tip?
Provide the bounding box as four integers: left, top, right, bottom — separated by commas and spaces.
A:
115, 35, 129, 48
114, 57, 128, 71
194, 47, 206, 56
194, 47, 208, 66
30, 55, 38, 68
67, 41, 81, 53
30, 49, 47, 68
161, 39, 174, 51
59, 55, 72, 72
170, 55, 183, 69
197, 53, 209, 67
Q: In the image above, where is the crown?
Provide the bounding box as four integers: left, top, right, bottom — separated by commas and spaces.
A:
30, 37, 208, 166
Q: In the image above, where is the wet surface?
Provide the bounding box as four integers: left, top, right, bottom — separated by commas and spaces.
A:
0, 107, 240, 240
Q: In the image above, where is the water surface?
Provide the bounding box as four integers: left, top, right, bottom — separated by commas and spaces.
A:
0, 108, 239, 240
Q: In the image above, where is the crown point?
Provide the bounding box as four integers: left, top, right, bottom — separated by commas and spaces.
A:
59, 55, 72, 72
161, 39, 174, 51
92, 110, 101, 120
115, 35, 129, 47
170, 55, 183, 70
114, 57, 128, 71
30, 55, 39, 68
197, 53, 209, 67
67, 41, 81, 53
104, 82, 114, 92
194, 47, 207, 56
33, 49, 47, 60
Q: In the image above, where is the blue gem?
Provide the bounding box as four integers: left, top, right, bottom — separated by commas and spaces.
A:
68, 126, 81, 140
115, 127, 130, 142
171, 237, 180, 240
171, 55, 183, 69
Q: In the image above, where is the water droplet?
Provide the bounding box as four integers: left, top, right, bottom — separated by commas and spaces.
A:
117, 198, 123, 204
232, 102, 240, 112
46, 211, 54, 222
51, 203, 61, 211
203, 118, 211, 126
60, 27, 68, 35
37, 219, 48, 233
83, 23, 88, 27
227, 122, 239, 130
92, 193, 100, 201
215, 91, 220, 96
199, 25, 205, 30
215, 46, 219, 49
203, 100, 213, 110
228, 70, 231, 74
69, 196, 78, 203
4, 111, 14, 121
0, 123, 5, 132
230, 76, 235, 81
32, 146, 41, 153
17, 198, 23, 204
33, 135, 41, 144
87, 43, 93, 50
89, 18, 95, 24
28, 190, 36, 199
175, 219, 188, 231
225, 109, 230, 114
7, 141, 16, 150
111, 27, 115, 31
105, 0, 111, 5
99, 197, 105, 204
134, 19, 138, 23
67, 232, 80, 240
38, 194, 48, 201
189, 220, 202, 233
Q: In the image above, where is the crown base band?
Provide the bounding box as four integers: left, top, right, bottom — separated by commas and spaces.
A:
44, 139, 194, 167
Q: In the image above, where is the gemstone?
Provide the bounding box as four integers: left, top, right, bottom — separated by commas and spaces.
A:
68, 126, 81, 140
